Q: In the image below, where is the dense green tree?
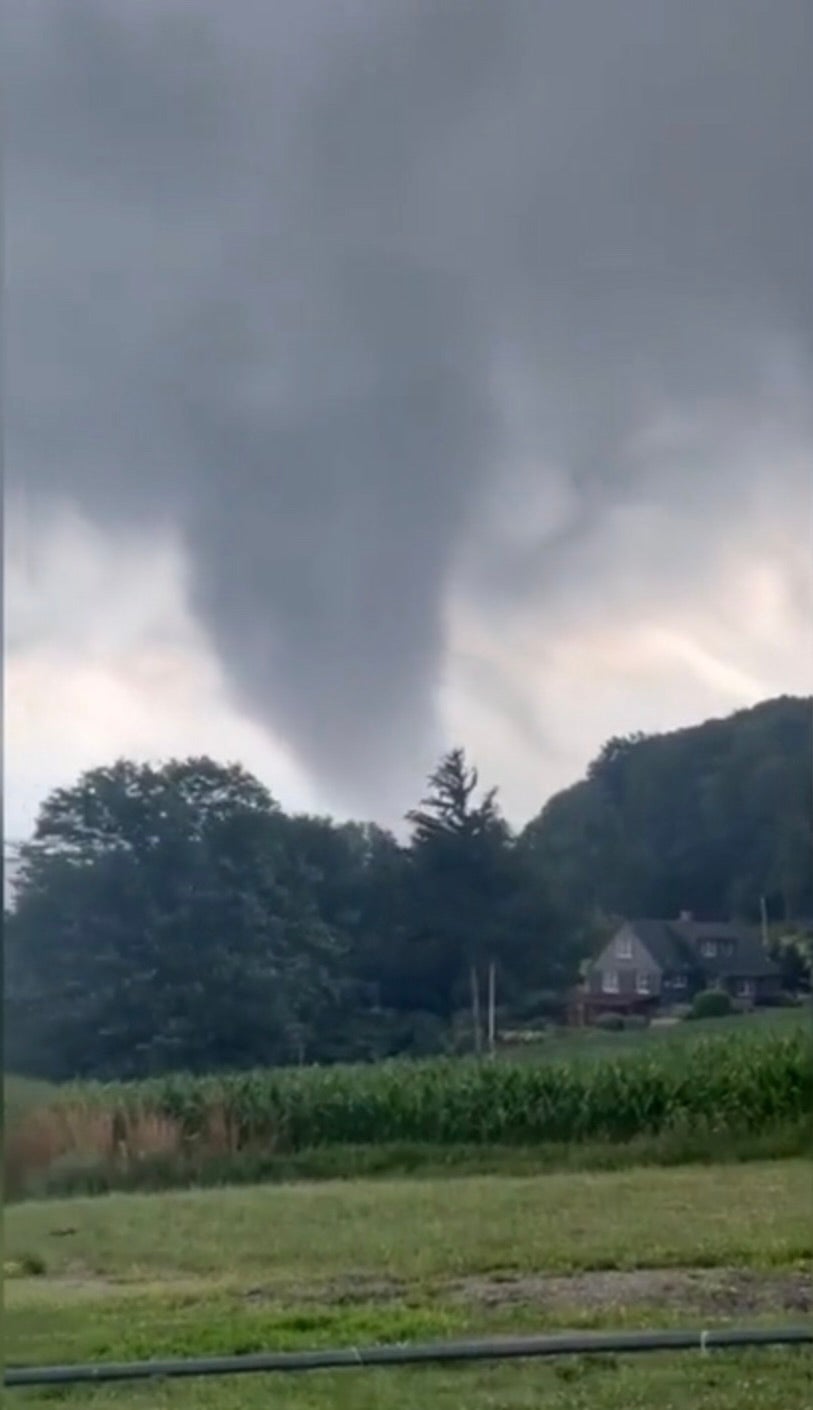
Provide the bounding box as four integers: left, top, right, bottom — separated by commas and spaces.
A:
5, 759, 341, 1079
276, 815, 421, 1060
769, 926, 813, 992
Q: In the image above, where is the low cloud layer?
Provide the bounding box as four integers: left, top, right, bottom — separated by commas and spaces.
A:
6, 0, 812, 823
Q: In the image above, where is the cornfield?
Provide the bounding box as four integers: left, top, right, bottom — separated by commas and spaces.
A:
33, 1026, 813, 1157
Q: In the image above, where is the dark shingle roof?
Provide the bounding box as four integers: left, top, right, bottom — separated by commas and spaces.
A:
626, 919, 693, 971
671, 919, 780, 978
627, 918, 779, 979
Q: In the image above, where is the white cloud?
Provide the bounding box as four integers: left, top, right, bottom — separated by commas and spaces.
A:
5, 510, 320, 839
441, 407, 813, 822
441, 575, 812, 825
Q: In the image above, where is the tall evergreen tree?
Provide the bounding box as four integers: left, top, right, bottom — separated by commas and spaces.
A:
407, 749, 511, 1051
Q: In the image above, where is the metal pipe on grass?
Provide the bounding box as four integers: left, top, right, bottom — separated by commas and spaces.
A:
6, 1326, 812, 1387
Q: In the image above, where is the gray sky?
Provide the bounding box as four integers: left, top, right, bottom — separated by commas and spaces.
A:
6, 0, 812, 835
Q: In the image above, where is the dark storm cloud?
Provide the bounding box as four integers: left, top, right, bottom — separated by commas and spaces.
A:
7, 0, 811, 811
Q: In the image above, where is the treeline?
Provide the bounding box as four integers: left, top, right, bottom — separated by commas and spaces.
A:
5, 695, 811, 1081
5, 750, 578, 1079
523, 694, 813, 923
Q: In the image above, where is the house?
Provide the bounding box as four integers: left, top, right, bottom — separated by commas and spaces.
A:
585, 914, 782, 1016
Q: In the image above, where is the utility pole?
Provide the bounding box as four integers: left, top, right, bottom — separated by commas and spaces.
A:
760, 896, 769, 949
487, 960, 497, 1058
470, 964, 483, 1056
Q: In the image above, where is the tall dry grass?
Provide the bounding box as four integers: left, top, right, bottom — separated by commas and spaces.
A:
4, 1094, 256, 1198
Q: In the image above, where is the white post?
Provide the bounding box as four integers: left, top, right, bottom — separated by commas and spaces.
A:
487, 960, 496, 1057
470, 963, 483, 1056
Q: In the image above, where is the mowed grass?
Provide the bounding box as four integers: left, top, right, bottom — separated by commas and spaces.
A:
5, 1159, 812, 1409
8, 1161, 811, 1288
504, 1005, 809, 1064
9, 1351, 813, 1410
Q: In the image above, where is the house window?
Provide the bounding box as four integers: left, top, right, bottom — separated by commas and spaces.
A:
615, 934, 633, 959
636, 971, 652, 995
670, 972, 687, 990
701, 940, 717, 958
602, 969, 620, 994
736, 978, 755, 998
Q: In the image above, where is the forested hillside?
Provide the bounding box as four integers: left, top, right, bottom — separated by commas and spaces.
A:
521, 695, 812, 924
5, 696, 810, 1080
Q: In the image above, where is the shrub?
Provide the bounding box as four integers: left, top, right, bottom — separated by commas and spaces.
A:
4, 1255, 47, 1278
690, 989, 734, 1020
594, 1012, 624, 1031
508, 989, 567, 1024
20, 1252, 46, 1276
622, 1014, 650, 1032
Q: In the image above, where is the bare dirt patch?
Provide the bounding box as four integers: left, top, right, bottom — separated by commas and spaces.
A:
15, 1265, 811, 1320
243, 1273, 406, 1306
447, 1267, 813, 1317
239, 1266, 812, 1317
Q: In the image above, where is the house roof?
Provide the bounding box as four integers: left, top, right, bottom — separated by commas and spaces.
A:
624, 919, 693, 971
624, 918, 780, 979
675, 920, 779, 978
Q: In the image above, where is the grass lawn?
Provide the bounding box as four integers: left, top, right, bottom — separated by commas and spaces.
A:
6, 1159, 812, 1409
503, 1004, 810, 1064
